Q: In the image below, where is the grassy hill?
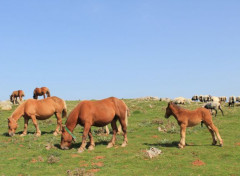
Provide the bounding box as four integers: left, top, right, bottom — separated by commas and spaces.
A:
0, 99, 239, 176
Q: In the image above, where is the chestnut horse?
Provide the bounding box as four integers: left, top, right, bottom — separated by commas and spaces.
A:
8, 96, 67, 137
33, 87, 51, 99
61, 97, 128, 153
165, 102, 223, 148
10, 90, 25, 104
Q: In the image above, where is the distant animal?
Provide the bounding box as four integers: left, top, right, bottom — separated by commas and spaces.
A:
210, 96, 220, 103
219, 96, 227, 103
202, 95, 211, 102
191, 95, 198, 101
228, 96, 236, 107
61, 97, 129, 153
173, 97, 185, 104
203, 102, 224, 117
164, 102, 223, 148
33, 87, 51, 99
236, 96, 240, 102
199, 95, 210, 102
10, 90, 25, 104
8, 96, 67, 137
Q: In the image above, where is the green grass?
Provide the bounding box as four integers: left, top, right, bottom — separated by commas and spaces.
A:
0, 100, 240, 176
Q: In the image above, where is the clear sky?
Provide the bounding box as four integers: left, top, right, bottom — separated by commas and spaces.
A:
0, 1, 240, 100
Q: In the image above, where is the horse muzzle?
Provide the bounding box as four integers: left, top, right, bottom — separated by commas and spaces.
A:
61, 145, 69, 150
9, 132, 15, 137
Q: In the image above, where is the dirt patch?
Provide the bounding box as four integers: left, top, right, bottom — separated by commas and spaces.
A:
8, 157, 16, 160
95, 156, 105, 160
235, 142, 240, 146
79, 161, 88, 167
88, 169, 100, 173
192, 159, 205, 166
71, 154, 81, 158
92, 162, 104, 167
30, 158, 38, 163
152, 135, 158, 138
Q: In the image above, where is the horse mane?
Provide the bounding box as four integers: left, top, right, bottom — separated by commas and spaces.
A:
171, 102, 184, 111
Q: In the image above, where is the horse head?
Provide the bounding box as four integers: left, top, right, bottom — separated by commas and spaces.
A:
165, 102, 173, 118
60, 126, 75, 150
8, 117, 18, 136
10, 95, 14, 103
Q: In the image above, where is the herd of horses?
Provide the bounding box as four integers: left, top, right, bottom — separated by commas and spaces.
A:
7, 87, 223, 153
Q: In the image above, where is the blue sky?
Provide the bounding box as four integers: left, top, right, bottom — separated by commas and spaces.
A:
0, 1, 240, 100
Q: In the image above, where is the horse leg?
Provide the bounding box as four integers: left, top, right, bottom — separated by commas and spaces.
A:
53, 112, 62, 136
31, 115, 41, 136
78, 124, 91, 153
88, 129, 95, 151
43, 94, 46, 99
119, 117, 128, 147
208, 123, 223, 146
178, 124, 186, 148
219, 106, 224, 116
20, 116, 29, 137
117, 124, 122, 134
105, 125, 110, 135
107, 119, 117, 148
204, 122, 217, 145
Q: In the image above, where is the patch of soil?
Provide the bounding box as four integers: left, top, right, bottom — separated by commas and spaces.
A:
95, 156, 105, 160
71, 154, 81, 158
88, 169, 100, 173
30, 158, 38, 163
235, 142, 240, 146
152, 135, 158, 138
19, 145, 24, 147
192, 159, 205, 166
92, 162, 104, 167
8, 157, 16, 160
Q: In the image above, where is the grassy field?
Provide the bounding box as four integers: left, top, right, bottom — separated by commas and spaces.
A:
0, 99, 240, 176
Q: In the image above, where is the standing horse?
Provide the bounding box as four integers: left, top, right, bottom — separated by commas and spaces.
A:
164, 102, 223, 148
33, 87, 51, 99
10, 90, 25, 104
8, 96, 67, 137
61, 97, 128, 153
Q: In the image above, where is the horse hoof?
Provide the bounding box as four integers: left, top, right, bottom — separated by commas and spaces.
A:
88, 145, 95, 151
78, 148, 84, 153
20, 134, 26, 137
107, 143, 114, 148
178, 144, 184, 149
212, 141, 217, 145
53, 132, 58, 136
121, 142, 127, 147
35, 133, 41, 137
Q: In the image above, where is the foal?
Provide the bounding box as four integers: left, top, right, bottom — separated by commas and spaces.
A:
165, 102, 223, 148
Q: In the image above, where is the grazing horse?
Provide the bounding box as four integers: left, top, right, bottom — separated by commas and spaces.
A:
164, 102, 223, 148
61, 97, 128, 153
33, 87, 51, 99
8, 96, 67, 137
10, 90, 25, 104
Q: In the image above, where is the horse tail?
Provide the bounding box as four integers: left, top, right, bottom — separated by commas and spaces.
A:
62, 100, 67, 118
46, 90, 51, 97
125, 108, 129, 126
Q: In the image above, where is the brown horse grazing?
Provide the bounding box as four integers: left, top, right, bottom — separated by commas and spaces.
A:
33, 87, 51, 99
165, 102, 223, 148
8, 96, 67, 137
10, 90, 25, 104
61, 97, 128, 153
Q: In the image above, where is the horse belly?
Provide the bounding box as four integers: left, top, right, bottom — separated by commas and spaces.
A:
187, 119, 202, 127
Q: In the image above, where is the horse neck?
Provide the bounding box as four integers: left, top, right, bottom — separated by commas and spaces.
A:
65, 108, 79, 132
11, 103, 25, 121
170, 105, 181, 119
